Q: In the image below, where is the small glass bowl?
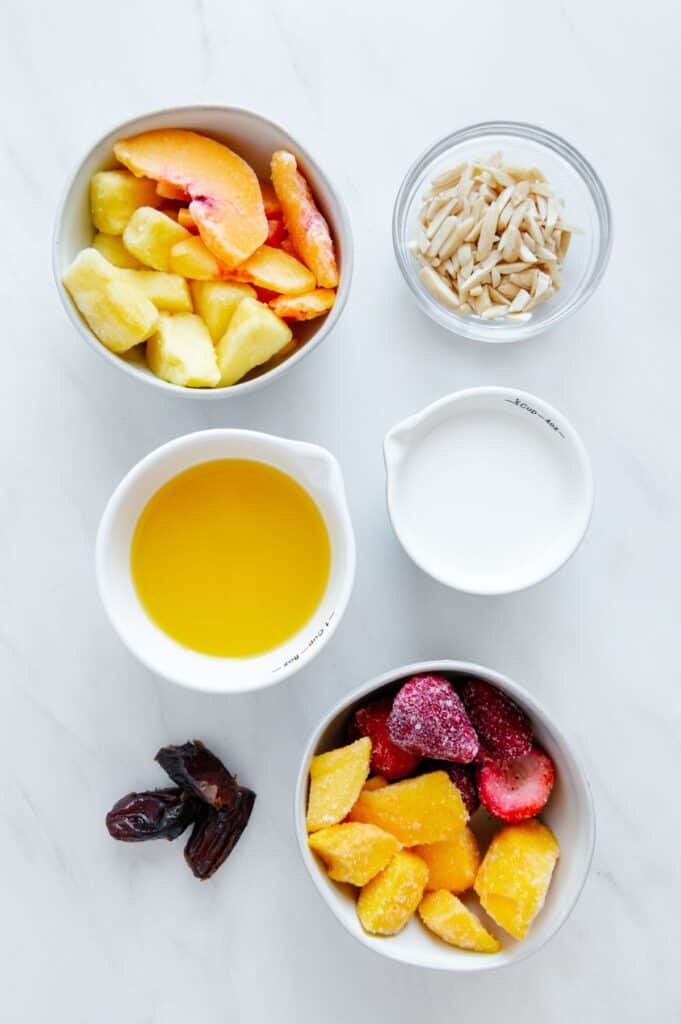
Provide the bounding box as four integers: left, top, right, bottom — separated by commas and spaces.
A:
392, 121, 612, 343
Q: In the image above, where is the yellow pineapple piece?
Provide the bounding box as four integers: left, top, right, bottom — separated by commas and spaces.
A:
170, 236, 222, 280
92, 232, 142, 269
122, 207, 190, 272
215, 297, 292, 387
349, 771, 468, 846
90, 170, 160, 235
306, 737, 371, 833
362, 775, 388, 793
146, 312, 220, 388
357, 851, 428, 936
190, 281, 256, 341
120, 270, 192, 313
413, 826, 481, 893
419, 891, 500, 953
474, 819, 560, 940
62, 247, 158, 353
308, 822, 401, 886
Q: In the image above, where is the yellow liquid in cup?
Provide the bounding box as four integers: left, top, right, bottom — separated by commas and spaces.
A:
131, 459, 331, 657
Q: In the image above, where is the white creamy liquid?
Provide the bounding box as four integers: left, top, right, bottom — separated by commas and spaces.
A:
394, 404, 584, 591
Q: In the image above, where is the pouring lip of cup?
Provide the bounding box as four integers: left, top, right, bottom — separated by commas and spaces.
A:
383, 387, 594, 596
94, 428, 357, 694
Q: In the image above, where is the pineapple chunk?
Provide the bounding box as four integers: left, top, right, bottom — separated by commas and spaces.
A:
308, 822, 401, 886
90, 170, 160, 235
62, 247, 158, 353
357, 851, 428, 936
146, 313, 220, 388
413, 827, 481, 893
190, 281, 256, 341
215, 297, 292, 387
419, 891, 500, 953
306, 737, 371, 833
474, 820, 560, 940
92, 232, 142, 269
122, 207, 190, 272
349, 771, 468, 846
170, 236, 222, 280
120, 271, 192, 313
362, 775, 388, 793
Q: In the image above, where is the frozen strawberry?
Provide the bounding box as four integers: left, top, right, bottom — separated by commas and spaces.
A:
477, 746, 555, 823
387, 675, 479, 764
352, 697, 421, 780
460, 679, 533, 762
421, 760, 479, 815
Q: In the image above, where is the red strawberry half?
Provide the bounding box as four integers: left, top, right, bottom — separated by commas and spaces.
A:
421, 760, 479, 816
460, 679, 533, 762
352, 697, 421, 780
477, 746, 555, 822
387, 674, 479, 764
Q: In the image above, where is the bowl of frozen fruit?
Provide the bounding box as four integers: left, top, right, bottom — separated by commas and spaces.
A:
53, 106, 352, 396
295, 660, 595, 970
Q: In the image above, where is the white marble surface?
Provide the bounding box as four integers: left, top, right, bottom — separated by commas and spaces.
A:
2, 0, 680, 1019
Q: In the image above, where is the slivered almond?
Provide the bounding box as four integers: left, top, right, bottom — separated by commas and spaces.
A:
419, 266, 460, 308
508, 288, 531, 313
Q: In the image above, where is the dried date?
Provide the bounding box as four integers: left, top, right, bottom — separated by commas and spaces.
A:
106, 787, 197, 842
184, 786, 256, 880
155, 740, 239, 811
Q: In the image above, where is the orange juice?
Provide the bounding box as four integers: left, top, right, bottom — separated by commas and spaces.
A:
131, 459, 331, 657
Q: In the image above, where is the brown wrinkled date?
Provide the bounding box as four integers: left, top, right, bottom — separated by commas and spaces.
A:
155, 740, 240, 811
105, 740, 255, 880
185, 786, 256, 880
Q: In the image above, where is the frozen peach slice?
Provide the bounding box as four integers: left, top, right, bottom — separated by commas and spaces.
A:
156, 180, 188, 201
306, 737, 371, 832
308, 822, 401, 886
474, 819, 559, 940
114, 128, 267, 270
229, 245, 315, 295
412, 827, 481, 893
169, 236, 222, 281
260, 180, 281, 217
269, 289, 336, 321
357, 851, 428, 936
271, 150, 338, 288
177, 208, 198, 233
419, 891, 500, 953
266, 216, 286, 248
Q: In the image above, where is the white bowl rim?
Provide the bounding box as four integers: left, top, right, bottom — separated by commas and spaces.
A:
294, 658, 596, 972
383, 386, 594, 595
95, 427, 356, 693
52, 103, 354, 399
392, 119, 613, 343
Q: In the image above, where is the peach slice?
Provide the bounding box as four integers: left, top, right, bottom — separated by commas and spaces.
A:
269, 289, 336, 321
156, 180, 188, 201
270, 150, 338, 288
260, 180, 281, 217
178, 208, 198, 233
114, 129, 267, 270
229, 245, 315, 295
266, 216, 286, 248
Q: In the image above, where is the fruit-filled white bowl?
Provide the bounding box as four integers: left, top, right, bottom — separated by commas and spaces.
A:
53, 105, 353, 398
96, 429, 356, 692
295, 660, 595, 972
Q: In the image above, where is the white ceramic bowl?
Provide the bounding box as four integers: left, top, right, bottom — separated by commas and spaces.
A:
384, 387, 593, 595
295, 660, 595, 971
96, 429, 355, 693
53, 105, 353, 398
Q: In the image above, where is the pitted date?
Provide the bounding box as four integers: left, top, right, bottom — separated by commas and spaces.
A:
155, 740, 239, 811
185, 786, 256, 880
106, 787, 197, 842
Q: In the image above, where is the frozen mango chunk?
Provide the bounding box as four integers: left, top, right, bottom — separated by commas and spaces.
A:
419, 891, 500, 953
120, 270, 192, 312
474, 819, 560, 940
357, 851, 428, 936
413, 826, 481, 893
146, 312, 219, 388
122, 207, 190, 272
362, 775, 388, 793
190, 281, 256, 341
62, 247, 158, 353
215, 296, 292, 387
306, 737, 371, 833
349, 771, 467, 846
90, 170, 160, 235
308, 822, 400, 886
